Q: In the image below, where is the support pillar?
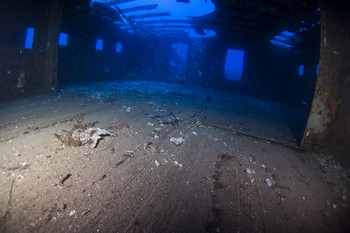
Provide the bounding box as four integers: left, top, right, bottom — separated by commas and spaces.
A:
36, 0, 65, 93
301, 0, 350, 150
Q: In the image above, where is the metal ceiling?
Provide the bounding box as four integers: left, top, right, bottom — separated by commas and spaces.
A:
89, 0, 320, 47
209, 0, 320, 47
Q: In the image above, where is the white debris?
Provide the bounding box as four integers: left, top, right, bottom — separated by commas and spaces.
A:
264, 178, 273, 188
147, 122, 154, 126
174, 161, 183, 168
72, 127, 116, 148
261, 164, 266, 168
69, 210, 76, 216
88, 128, 116, 148
123, 105, 131, 112
192, 131, 197, 135
155, 160, 160, 167
244, 168, 255, 175
16, 175, 24, 181
170, 137, 185, 145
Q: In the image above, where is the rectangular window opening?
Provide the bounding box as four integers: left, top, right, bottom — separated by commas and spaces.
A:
224, 49, 244, 81
25, 27, 34, 49
115, 42, 122, 53
96, 39, 103, 51
59, 33, 68, 46
298, 64, 304, 76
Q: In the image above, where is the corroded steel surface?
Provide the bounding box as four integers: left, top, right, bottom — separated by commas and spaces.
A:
302, 0, 350, 149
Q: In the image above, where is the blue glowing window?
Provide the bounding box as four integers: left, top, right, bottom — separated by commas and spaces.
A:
25, 27, 34, 49
96, 39, 103, 51
224, 49, 244, 81
298, 65, 304, 76
58, 33, 68, 46
115, 42, 122, 53
316, 64, 320, 76
168, 43, 188, 72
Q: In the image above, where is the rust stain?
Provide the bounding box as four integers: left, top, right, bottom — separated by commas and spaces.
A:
329, 98, 342, 118
329, 98, 337, 118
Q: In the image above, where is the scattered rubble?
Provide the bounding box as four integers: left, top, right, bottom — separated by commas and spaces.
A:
170, 137, 185, 145
54, 114, 116, 148
244, 168, 255, 175
55, 127, 116, 148
74, 127, 116, 148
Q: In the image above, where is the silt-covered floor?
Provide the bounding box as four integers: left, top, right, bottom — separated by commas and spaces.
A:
0, 81, 349, 233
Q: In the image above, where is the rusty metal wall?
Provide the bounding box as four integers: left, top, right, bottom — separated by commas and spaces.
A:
0, 0, 65, 102
301, 0, 350, 151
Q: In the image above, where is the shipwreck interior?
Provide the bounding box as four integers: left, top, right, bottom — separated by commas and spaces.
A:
0, 0, 349, 233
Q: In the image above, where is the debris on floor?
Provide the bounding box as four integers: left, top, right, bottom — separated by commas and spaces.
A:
144, 142, 156, 153
146, 109, 168, 118
55, 127, 116, 148
146, 109, 178, 125
174, 161, 183, 168
54, 113, 116, 148
244, 168, 255, 175
75, 127, 116, 148
69, 210, 76, 217
155, 160, 160, 167
159, 114, 177, 124
122, 105, 131, 112
265, 178, 273, 188
170, 137, 185, 145
151, 128, 161, 138
1, 81, 349, 233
